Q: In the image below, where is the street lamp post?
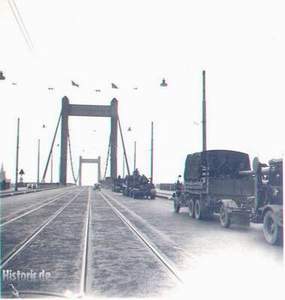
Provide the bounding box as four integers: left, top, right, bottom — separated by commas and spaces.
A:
14, 118, 20, 192
202, 70, 207, 152
134, 141, 137, 172
150, 121, 154, 183
37, 139, 40, 186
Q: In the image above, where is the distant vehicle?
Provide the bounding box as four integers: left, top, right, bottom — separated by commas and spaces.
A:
132, 182, 156, 199
26, 183, 36, 189
113, 176, 124, 193
122, 169, 156, 199
93, 183, 101, 191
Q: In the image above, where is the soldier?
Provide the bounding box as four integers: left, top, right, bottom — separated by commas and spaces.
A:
176, 175, 183, 197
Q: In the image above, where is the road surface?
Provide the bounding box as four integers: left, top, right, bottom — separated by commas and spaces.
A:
1, 187, 283, 299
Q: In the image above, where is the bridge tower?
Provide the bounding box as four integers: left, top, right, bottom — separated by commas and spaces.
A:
78, 156, 101, 186
59, 96, 118, 185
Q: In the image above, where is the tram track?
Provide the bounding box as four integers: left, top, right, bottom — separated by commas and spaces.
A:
0, 189, 83, 270
79, 187, 91, 297
99, 191, 183, 285
0, 188, 75, 227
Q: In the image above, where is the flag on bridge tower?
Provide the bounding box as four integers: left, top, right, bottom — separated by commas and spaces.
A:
71, 80, 79, 87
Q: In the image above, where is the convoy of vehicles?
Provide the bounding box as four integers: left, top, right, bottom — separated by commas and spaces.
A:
172, 150, 283, 245
113, 169, 156, 199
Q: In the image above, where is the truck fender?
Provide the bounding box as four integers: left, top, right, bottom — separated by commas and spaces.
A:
219, 199, 238, 211
262, 205, 283, 227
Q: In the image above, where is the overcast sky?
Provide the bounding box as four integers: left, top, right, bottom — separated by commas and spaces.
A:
0, 0, 284, 185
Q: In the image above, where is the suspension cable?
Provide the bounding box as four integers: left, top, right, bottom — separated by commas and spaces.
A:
41, 110, 62, 183
118, 116, 130, 176
67, 130, 79, 184
103, 134, 111, 180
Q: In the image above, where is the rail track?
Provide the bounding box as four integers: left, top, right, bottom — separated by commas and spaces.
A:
1, 187, 181, 297
99, 190, 183, 284
0, 189, 83, 269
79, 187, 91, 297
0, 188, 75, 227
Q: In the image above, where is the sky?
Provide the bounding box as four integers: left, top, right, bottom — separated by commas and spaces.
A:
0, 0, 284, 185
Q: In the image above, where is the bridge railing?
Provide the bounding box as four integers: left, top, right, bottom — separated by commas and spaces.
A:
156, 183, 176, 191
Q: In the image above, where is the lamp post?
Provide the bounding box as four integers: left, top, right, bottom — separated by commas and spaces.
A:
134, 141, 137, 172
202, 70, 207, 152
37, 139, 40, 186
37, 124, 47, 185
14, 118, 20, 191
150, 121, 154, 183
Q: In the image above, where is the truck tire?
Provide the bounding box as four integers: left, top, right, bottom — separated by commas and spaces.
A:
219, 204, 231, 228
188, 199, 195, 218
174, 199, 180, 213
194, 200, 202, 220
263, 210, 282, 245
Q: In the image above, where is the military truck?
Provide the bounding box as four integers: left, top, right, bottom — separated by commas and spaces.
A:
112, 176, 124, 193
122, 169, 156, 199
173, 150, 254, 226
241, 158, 283, 245
173, 150, 283, 245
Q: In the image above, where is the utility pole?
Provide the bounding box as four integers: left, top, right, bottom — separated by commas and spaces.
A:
15, 118, 20, 192
150, 121, 154, 183
134, 141, 137, 172
202, 70, 207, 151
37, 139, 40, 185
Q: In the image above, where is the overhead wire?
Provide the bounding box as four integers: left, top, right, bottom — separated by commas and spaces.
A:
8, 0, 34, 51
67, 129, 79, 184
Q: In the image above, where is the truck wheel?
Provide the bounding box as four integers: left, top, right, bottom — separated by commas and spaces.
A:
174, 199, 180, 213
188, 199, 195, 218
220, 204, 231, 228
194, 200, 203, 220
263, 210, 282, 245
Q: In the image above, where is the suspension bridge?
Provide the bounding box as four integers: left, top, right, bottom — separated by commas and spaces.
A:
38, 96, 131, 188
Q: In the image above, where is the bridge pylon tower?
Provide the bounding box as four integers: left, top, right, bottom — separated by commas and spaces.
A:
60, 96, 118, 185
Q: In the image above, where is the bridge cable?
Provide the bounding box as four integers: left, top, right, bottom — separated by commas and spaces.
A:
67, 129, 79, 184
41, 110, 62, 183
118, 116, 131, 176
103, 134, 111, 180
